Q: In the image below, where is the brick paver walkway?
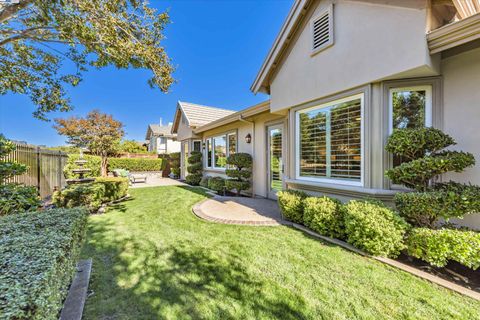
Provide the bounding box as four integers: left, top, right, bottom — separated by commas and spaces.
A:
192, 196, 286, 226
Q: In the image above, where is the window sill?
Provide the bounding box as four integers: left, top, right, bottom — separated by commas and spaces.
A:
204, 168, 226, 173
285, 178, 398, 201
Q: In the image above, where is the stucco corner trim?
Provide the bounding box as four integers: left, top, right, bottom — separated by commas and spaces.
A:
427, 13, 480, 54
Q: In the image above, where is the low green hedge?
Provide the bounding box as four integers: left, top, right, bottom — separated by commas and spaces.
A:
65, 154, 165, 178
277, 190, 307, 224
303, 196, 345, 239
53, 177, 128, 212
0, 184, 41, 216
344, 200, 409, 257
208, 177, 225, 194
406, 228, 480, 269
109, 157, 165, 172
0, 207, 88, 320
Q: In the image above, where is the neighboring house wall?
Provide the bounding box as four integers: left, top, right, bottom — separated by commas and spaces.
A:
270, 0, 439, 112
166, 138, 181, 154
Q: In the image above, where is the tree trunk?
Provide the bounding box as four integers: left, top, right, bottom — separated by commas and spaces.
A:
101, 155, 108, 177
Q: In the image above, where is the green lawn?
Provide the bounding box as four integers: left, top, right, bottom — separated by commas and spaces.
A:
82, 186, 480, 319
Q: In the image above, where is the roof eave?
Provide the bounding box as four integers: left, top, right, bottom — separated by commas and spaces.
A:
250, 0, 311, 94
427, 12, 480, 54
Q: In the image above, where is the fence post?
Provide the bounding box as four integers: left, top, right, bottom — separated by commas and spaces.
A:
36, 146, 41, 195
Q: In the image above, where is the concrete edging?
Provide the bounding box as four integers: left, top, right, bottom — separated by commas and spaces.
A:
291, 223, 480, 302
60, 259, 93, 320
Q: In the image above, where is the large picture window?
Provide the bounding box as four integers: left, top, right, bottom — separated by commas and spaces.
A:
296, 94, 363, 185
205, 132, 237, 169
389, 86, 432, 167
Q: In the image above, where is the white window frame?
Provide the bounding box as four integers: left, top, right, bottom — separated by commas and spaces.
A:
388, 85, 433, 134
295, 93, 364, 187
310, 4, 334, 56
204, 131, 237, 170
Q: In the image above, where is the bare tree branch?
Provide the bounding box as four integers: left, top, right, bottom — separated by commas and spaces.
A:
0, 0, 32, 23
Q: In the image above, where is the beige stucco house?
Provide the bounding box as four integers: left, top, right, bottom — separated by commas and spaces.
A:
173, 0, 480, 229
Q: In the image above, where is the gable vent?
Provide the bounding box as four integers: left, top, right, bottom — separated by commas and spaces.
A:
312, 6, 333, 53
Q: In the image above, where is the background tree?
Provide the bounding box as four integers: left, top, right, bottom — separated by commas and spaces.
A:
0, 0, 174, 120
54, 110, 124, 177
119, 139, 148, 154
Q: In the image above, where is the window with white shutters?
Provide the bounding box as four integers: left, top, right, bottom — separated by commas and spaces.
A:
297, 94, 363, 184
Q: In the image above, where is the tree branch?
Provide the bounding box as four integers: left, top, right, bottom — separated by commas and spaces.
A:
0, 0, 32, 23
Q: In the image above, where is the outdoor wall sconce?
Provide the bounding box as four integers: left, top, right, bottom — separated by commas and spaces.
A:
245, 133, 252, 144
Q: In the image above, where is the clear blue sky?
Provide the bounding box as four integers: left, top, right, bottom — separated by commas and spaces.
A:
0, 0, 292, 146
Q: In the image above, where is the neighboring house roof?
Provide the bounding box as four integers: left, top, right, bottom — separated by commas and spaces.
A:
194, 100, 270, 134
171, 101, 236, 133
145, 124, 175, 140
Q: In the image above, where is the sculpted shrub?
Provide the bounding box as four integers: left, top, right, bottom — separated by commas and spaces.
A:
225, 153, 252, 196
208, 176, 225, 194
186, 151, 202, 186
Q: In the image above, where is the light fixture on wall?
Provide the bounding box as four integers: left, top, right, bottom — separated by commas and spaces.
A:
245, 133, 252, 144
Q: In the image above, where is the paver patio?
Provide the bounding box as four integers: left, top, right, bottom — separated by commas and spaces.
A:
193, 195, 285, 226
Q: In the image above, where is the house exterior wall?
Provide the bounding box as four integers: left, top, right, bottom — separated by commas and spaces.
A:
440, 46, 480, 229
269, 0, 439, 113
200, 112, 285, 198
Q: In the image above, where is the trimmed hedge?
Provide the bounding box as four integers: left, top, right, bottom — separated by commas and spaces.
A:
406, 228, 480, 269
65, 154, 165, 178
277, 190, 307, 224
344, 200, 409, 257
208, 177, 225, 194
109, 157, 165, 172
0, 184, 40, 216
0, 207, 88, 320
303, 196, 345, 239
53, 177, 128, 212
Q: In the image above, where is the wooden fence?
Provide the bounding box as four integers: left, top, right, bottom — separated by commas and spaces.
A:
4, 143, 68, 198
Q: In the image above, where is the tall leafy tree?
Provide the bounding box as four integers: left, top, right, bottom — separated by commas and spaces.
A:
0, 0, 174, 120
54, 110, 124, 177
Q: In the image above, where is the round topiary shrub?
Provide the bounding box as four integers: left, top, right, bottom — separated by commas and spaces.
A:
303, 196, 345, 239
344, 200, 409, 257
277, 190, 307, 224
186, 151, 202, 186
225, 153, 252, 196
208, 176, 225, 194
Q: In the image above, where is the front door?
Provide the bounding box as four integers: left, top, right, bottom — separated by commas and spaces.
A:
267, 124, 283, 199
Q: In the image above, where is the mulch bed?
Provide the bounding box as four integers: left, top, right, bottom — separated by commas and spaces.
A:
396, 254, 480, 293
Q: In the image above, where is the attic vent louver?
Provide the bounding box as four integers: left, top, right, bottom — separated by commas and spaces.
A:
311, 5, 333, 54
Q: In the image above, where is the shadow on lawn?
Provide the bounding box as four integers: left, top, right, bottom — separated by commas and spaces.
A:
82, 218, 307, 319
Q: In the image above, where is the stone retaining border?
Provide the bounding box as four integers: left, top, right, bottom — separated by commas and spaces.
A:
60, 259, 92, 320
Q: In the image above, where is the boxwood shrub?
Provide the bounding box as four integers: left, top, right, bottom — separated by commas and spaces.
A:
0, 207, 88, 320
406, 228, 480, 269
169, 152, 181, 178
344, 200, 409, 257
186, 151, 202, 186
277, 190, 307, 224
208, 176, 225, 194
303, 196, 345, 239
53, 177, 128, 212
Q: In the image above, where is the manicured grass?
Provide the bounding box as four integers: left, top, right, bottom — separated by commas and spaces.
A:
82, 186, 480, 319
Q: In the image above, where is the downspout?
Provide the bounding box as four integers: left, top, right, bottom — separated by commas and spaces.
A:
238, 115, 255, 197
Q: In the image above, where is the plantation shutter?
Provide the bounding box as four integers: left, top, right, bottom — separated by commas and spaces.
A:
299, 97, 361, 181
